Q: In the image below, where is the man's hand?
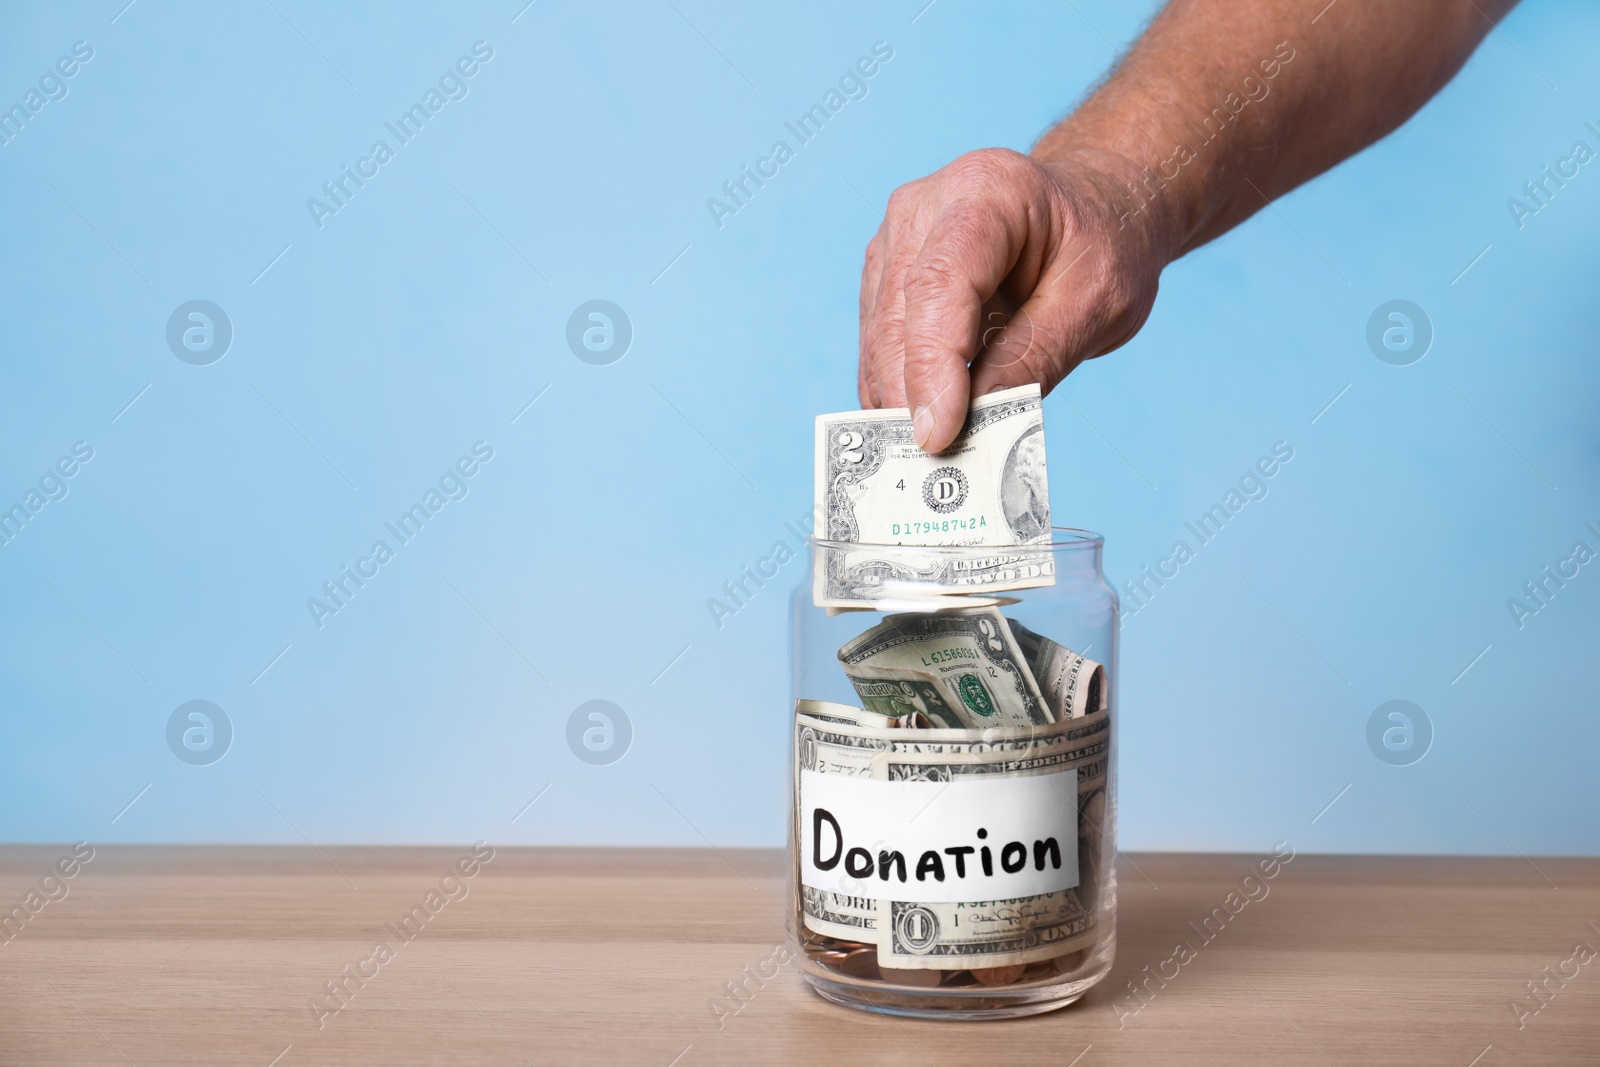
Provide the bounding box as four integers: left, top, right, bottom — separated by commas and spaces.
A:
858, 0, 1516, 454
858, 147, 1170, 454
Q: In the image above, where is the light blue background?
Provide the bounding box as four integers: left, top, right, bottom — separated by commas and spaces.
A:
2, 1, 1595, 854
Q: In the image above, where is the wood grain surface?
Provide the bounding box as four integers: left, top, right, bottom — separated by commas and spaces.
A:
1, 846, 1597, 1065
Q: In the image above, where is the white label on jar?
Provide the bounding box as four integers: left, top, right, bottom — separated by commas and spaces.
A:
799, 768, 1078, 904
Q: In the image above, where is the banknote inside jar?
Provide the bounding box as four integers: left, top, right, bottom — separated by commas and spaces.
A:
795, 622, 1107, 980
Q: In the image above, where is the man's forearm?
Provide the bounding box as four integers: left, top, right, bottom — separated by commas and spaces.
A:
1034, 0, 1517, 259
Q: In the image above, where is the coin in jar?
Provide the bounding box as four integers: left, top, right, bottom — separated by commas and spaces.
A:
838, 947, 880, 979
971, 964, 1027, 986
878, 966, 943, 987
1052, 950, 1085, 975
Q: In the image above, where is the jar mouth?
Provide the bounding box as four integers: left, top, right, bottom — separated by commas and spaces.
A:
809, 525, 1102, 551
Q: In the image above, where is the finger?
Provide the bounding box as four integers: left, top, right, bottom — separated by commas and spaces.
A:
867, 250, 914, 407
859, 184, 924, 408
900, 200, 1026, 451
864, 178, 949, 408
863, 223, 929, 409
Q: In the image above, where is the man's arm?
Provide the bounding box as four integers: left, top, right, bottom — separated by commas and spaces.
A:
860, 0, 1518, 452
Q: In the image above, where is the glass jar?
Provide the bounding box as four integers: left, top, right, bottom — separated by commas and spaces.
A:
788, 529, 1117, 1019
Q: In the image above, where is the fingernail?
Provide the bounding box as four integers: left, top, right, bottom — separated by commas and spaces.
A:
912, 405, 934, 450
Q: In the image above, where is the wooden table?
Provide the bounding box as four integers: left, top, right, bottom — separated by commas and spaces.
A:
2, 847, 1596, 1065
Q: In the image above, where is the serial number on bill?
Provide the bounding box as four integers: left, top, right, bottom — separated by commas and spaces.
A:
891, 516, 992, 536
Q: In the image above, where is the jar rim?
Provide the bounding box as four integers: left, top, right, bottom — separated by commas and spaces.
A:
808, 525, 1103, 550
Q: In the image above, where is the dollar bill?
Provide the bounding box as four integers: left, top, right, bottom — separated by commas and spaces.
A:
813, 542, 1057, 609
840, 665, 967, 728
878, 889, 1097, 971
795, 706, 1106, 772
837, 608, 1052, 727
871, 732, 1106, 785
795, 699, 871, 727
794, 709, 1105, 971
813, 383, 1054, 608
796, 715, 880, 779
800, 885, 880, 943
794, 704, 883, 941
871, 739, 1105, 970
1008, 619, 1106, 721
